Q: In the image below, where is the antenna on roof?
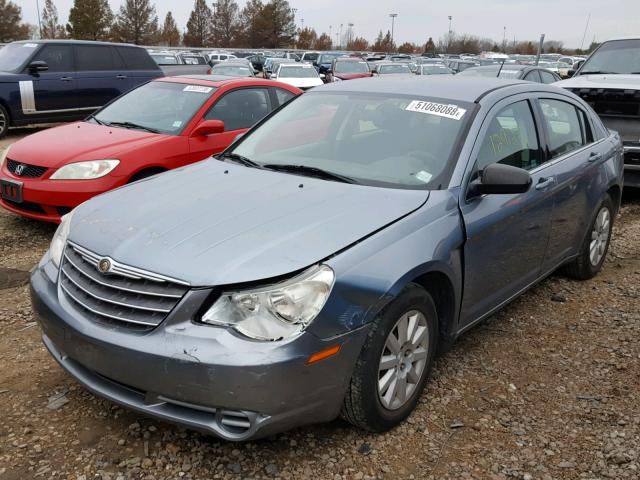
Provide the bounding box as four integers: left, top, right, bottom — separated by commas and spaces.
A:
496, 58, 506, 78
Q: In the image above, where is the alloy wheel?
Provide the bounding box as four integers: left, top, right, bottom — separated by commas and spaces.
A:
0, 109, 6, 134
589, 207, 611, 266
378, 309, 430, 410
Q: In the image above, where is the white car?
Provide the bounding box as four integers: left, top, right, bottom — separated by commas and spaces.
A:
271, 63, 324, 90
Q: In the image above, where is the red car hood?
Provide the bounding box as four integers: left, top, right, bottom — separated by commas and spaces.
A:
335, 72, 373, 80
8, 122, 166, 169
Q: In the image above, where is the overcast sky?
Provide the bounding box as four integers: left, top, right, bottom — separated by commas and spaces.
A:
17, 0, 640, 48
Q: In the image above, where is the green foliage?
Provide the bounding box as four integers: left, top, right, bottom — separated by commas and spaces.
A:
0, 0, 32, 42
161, 11, 180, 46
212, 0, 240, 48
67, 0, 113, 41
41, 0, 66, 39
183, 0, 213, 47
113, 0, 159, 45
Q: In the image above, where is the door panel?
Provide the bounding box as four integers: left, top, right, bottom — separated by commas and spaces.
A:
74, 45, 131, 109
28, 44, 77, 112
460, 99, 554, 327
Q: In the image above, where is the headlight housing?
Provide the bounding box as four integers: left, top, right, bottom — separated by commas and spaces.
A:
0, 145, 10, 169
50, 159, 120, 180
50, 210, 74, 268
332, 76, 342, 82
202, 265, 335, 341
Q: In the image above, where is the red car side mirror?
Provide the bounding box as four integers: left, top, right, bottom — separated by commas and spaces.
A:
192, 119, 225, 137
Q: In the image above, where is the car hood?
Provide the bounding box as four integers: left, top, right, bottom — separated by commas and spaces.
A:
335, 72, 373, 80
276, 77, 324, 89
69, 160, 429, 286
8, 122, 166, 169
556, 74, 640, 90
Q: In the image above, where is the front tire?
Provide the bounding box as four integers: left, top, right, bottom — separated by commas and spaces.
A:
0, 104, 9, 139
563, 195, 614, 280
341, 284, 438, 432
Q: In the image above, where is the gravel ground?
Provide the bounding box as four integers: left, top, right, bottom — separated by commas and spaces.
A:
1, 132, 639, 480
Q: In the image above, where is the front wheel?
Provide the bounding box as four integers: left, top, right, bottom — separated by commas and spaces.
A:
563, 195, 614, 280
0, 104, 9, 139
341, 284, 438, 432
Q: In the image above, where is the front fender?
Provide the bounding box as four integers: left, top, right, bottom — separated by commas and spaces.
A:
309, 190, 464, 339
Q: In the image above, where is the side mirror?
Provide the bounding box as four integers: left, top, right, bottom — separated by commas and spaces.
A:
468, 163, 532, 197
191, 119, 225, 136
28, 60, 48, 73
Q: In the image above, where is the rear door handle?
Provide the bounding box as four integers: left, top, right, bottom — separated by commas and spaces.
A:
60, 76, 73, 81
588, 152, 602, 162
535, 176, 555, 190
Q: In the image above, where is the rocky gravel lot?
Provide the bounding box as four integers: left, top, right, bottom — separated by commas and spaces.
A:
1, 132, 639, 480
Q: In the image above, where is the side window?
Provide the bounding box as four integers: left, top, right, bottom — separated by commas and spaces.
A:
523, 70, 542, 83
477, 100, 542, 171
75, 46, 116, 71
31, 45, 73, 72
539, 70, 557, 84
539, 99, 585, 158
274, 88, 295, 106
205, 88, 271, 131
117, 47, 158, 70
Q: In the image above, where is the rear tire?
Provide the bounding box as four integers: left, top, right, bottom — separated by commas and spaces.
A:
0, 104, 9, 139
563, 195, 614, 280
341, 283, 438, 432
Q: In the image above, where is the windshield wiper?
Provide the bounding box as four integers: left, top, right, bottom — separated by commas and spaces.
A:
218, 152, 262, 168
88, 116, 105, 126
263, 164, 357, 184
106, 121, 160, 133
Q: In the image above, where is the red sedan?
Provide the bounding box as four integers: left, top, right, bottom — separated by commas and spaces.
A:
0, 76, 301, 222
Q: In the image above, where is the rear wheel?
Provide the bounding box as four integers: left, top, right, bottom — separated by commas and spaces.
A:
341, 284, 437, 432
563, 195, 614, 280
0, 104, 9, 139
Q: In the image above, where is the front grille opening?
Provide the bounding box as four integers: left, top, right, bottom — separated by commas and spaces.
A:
220, 410, 252, 435
7, 159, 48, 178
60, 243, 189, 330
57, 207, 72, 216
3, 199, 46, 214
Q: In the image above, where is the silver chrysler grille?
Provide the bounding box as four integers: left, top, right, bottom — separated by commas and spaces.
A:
60, 242, 190, 329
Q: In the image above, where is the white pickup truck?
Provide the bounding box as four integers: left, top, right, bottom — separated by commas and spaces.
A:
557, 37, 640, 187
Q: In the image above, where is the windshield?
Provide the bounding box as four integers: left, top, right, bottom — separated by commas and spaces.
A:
458, 67, 521, 78
231, 92, 472, 189
420, 66, 452, 75
580, 39, 640, 74
92, 81, 214, 134
278, 66, 318, 78
0, 43, 38, 72
379, 64, 411, 74
151, 54, 179, 65
319, 54, 343, 64
303, 53, 319, 62
334, 62, 369, 74
181, 55, 207, 65
212, 65, 252, 76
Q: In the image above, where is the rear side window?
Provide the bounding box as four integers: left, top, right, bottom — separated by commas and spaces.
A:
539, 70, 557, 84
523, 70, 542, 83
205, 88, 272, 131
117, 47, 158, 70
274, 88, 296, 106
539, 99, 586, 158
477, 101, 542, 171
75, 46, 124, 71
32, 45, 73, 72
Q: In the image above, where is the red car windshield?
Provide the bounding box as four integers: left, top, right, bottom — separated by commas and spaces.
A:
334, 62, 369, 74
91, 81, 216, 134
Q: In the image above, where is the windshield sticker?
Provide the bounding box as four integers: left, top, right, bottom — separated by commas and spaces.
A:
172, 120, 183, 128
23, 43, 38, 48
406, 100, 466, 120
415, 170, 433, 183
183, 85, 212, 94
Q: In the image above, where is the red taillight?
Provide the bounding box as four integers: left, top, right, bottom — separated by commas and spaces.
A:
207, 68, 212, 75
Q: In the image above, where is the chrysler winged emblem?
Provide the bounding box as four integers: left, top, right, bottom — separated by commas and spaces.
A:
98, 258, 112, 274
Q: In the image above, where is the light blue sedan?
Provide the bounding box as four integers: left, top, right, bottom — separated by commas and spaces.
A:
31, 76, 623, 440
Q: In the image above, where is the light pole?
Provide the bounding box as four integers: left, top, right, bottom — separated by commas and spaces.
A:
389, 13, 398, 52
447, 15, 452, 53
347, 23, 354, 47
35, 0, 42, 38
339, 23, 343, 49
502, 26, 507, 53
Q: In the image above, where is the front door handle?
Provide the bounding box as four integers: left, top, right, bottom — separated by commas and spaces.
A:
588, 152, 602, 163
535, 176, 555, 190
116, 74, 128, 80
60, 76, 73, 82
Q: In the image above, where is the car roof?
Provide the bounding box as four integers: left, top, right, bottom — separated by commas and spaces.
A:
313, 75, 531, 103
160, 75, 267, 86
11, 39, 140, 48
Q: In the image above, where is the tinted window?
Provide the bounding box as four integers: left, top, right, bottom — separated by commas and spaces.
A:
539, 70, 557, 84
540, 99, 585, 158
32, 45, 73, 72
274, 88, 296, 105
205, 88, 271, 131
523, 70, 542, 83
75, 46, 123, 71
477, 101, 542, 171
117, 47, 158, 70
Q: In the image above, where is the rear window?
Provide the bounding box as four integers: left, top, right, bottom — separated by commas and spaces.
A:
117, 47, 158, 70
75, 45, 124, 71
278, 66, 319, 78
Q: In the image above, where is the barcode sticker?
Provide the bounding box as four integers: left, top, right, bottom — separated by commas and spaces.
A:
184, 85, 212, 93
406, 100, 466, 120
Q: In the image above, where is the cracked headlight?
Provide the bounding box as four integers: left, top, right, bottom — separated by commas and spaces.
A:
202, 265, 335, 341
50, 210, 74, 268
50, 159, 120, 180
